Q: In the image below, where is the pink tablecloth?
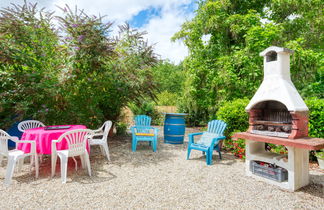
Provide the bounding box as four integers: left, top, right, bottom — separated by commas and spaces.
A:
18, 125, 89, 155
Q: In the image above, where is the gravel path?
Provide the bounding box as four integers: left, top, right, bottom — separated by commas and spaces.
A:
0, 127, 323, 209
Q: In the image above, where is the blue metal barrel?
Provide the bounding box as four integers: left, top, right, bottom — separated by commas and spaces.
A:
164, 113, 187, 144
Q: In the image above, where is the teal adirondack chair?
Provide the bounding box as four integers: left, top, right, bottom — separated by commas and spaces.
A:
187, 120, 227, 165
131, 115, 158, 152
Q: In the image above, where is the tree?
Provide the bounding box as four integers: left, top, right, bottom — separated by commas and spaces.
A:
0, 2, 62, 127
0, 2, 159, 128
173, 0, 323, 125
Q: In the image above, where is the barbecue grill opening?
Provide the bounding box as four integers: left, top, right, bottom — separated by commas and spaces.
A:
250, 100, 292, 137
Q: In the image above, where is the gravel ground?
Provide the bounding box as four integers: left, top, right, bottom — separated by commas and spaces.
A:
0, 127, 323, 209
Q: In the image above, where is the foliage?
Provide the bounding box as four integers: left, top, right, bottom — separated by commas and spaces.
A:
215, 98, 249, 158
174, 0, 323, 124
152, 61, 184, 93
0, 2, 158, 129
305, 97, 324, 138
116, 122, 128, 136
156, 91, 178, 106
225, 139, 246, 159
0, 2, 62, 128
128, 101, 162, 125
216, 98, 249, 137
315, 150, 324, 160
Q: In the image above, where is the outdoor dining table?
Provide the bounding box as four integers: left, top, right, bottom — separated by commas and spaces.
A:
17, 125, 89, 154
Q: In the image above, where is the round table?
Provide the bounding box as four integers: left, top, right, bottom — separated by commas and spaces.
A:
18, 125, 89, 154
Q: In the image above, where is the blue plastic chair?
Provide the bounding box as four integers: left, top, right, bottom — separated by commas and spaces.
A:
131, 115, 158, 152
187, 120, 227, 165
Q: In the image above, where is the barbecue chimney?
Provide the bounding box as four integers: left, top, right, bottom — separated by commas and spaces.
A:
245, 46, 309, 139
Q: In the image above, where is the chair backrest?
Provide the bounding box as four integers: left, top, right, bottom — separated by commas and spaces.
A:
134, 115, 151, 133
134, 115, 151, 126
18, 120, 45, 132
101, 121, 113, 141
0, 129, 10, 155
56, 129, 93, 156
198, 120, 227, 146
207, 120, 227, 135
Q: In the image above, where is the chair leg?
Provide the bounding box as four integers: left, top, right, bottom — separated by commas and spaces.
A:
51, 154, 57, 178
84, 153, 92, 177
152, 140, 157, 152
206, 150, 213, 165
80, 155, 86, 169
132, 139, 137, 152
215, 145, 222, 160
5, 156, 17, 185
59, 155, 68, 184
0, 154, 3, 166
34, 154, 39, 178
102, 143, 111, 161
17, 158, 24, 172
187, 148, 192, 160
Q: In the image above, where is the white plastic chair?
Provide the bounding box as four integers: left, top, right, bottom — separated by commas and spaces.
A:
0, 129, 38, 185
17, 120, 45, 132
51, 129, 93, 183
89, 121, 112, 161
18, 120, 45, 164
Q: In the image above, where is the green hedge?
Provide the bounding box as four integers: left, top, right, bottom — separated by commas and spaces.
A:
305, 98, 324, 138
216, 98, 249, 137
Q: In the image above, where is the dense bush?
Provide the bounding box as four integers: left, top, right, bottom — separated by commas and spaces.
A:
0, 2, 158, 129
0, 3, 62, 128
305, 97, 324, 138
215, 98, 249, 158
216, 98, 249, 137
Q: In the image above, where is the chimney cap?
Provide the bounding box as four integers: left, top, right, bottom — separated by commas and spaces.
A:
260, 46, 294, 57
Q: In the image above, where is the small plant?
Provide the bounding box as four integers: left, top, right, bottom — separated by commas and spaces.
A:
315, 150, 324, 159
116, 122, 128, 136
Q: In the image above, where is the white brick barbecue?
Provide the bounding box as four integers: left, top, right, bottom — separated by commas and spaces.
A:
233, 46, 324, 191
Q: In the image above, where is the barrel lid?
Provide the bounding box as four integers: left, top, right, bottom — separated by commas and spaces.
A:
164, 113, 188, 116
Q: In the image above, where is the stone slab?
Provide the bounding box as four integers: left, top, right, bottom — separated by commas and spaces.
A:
232, 132, 324, 150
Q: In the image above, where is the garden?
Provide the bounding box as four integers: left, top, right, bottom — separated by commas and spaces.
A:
0, 0, 323, 208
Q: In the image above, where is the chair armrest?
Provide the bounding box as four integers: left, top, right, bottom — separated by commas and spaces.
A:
88, 133, 104, 139
92, 128, 103, 134
188, 132, 203, 137
188, 132, 203, 144
132, 126, 157, 132
16, 140, 36, 154
210, 136, 226, 147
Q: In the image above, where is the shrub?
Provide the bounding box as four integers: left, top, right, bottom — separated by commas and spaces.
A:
215, 98, 249, 159
305, 97, 324, 138
216, 98, 249, 137
116, 122, 128, 136
128, 101, 162, 125
156, 91, 178, 106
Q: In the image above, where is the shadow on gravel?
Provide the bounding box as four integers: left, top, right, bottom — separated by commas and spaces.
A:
299, 184, 324, 198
